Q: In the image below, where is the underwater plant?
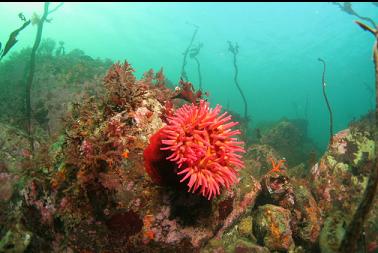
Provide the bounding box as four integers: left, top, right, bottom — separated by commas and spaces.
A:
318, 58, 334, 146
145, 100, 246, 200
0, 15, 31, 61
189, 42, 203, 90
331, 2, 376, 28
55, 40, 65, 56
180, 23, 199, 81
25, 2, 63, 151
171, 78, 204, 104
339, 20, 378, 253
227, 41, 249, 125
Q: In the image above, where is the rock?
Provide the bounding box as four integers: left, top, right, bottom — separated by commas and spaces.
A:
311, 112, 376, 251
231, 239, 270, 253
258, 172, 295, 210
253, 204, 294, 251
0, 172, 14, 202
0, 224, 32, 253
0, 123, 30, 171
0, 55, 279, 253
319, 211, 348, 253
287, 163, 308, 179
311, 124, 375, 215
243, 144, 285, 179
202, 236, 269, 253
255, 165, 322, 249
215, 176, 261, 239
238, 216, 253, 238
260, 118, 319, 167
291, 180, 322, 247
16, 62, 263, 252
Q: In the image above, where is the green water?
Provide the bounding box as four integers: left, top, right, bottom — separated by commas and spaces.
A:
0, 2, 376, 150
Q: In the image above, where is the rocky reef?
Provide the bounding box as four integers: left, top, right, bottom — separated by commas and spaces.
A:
0, 58, 376, 253
259, 118, 320, 168
0, 39, 113, 136
312, 112, 377, 253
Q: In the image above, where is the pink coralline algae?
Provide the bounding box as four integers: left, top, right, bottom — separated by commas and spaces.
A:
160, 100, 245, 200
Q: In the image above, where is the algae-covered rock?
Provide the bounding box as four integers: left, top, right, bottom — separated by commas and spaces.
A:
0, 224, 32, 253
254, 162, 322, 250
231, 239, 270, 253
259, 119, 319, 167
253, 204, 294, 251
0, 123, 30, 172
258, 172, 295, 210
238, 216, 253, 238
0, 171, 15, 202
201, 236, 269, 253
311, 115, 376, 215
13, 62, 263, 253
292, 180, 322, 247
243, 144, 284, 179
319, 211, 348, 253
311, 112, 376, 251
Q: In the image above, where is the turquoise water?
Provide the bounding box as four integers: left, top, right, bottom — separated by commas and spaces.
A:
0, 2, 376, 150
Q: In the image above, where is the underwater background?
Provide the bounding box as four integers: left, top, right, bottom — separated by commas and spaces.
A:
0, 2, 377, 253
0, 2, 375, 151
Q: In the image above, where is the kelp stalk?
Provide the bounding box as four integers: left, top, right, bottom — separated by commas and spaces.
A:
339, 20, 378, 253
189, 43, 203, 90
25, 2, 63, 151
180, 24, 199, 81
193, 56, 202, 90
228, 41, 248, 124
318, 58, 333, 146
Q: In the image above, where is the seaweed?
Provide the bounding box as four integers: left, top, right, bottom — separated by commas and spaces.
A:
318, 58, 334, 146
331, 2, 376, 28
171, 78, 204, 104
25, 2, 64, 151
180, 23, 199, 81
55, 41, 65, 56
228, 41, 249, 125
189, 43, 203, 90
0, 19, 31, 62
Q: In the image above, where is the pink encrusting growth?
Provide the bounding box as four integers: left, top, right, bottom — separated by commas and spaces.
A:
161, 100, 245, 200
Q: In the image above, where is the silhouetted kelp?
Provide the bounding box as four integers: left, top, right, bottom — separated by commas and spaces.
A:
317, 58, 333, 146
189, 42, 203, 91
55, 40, 65, 56
0, 16, 31, 61
227, 41, 249, 125
339, 19, 378, 253
331, 2, 376, 28
25, 2, 63, 152
180, 22, 199, 81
